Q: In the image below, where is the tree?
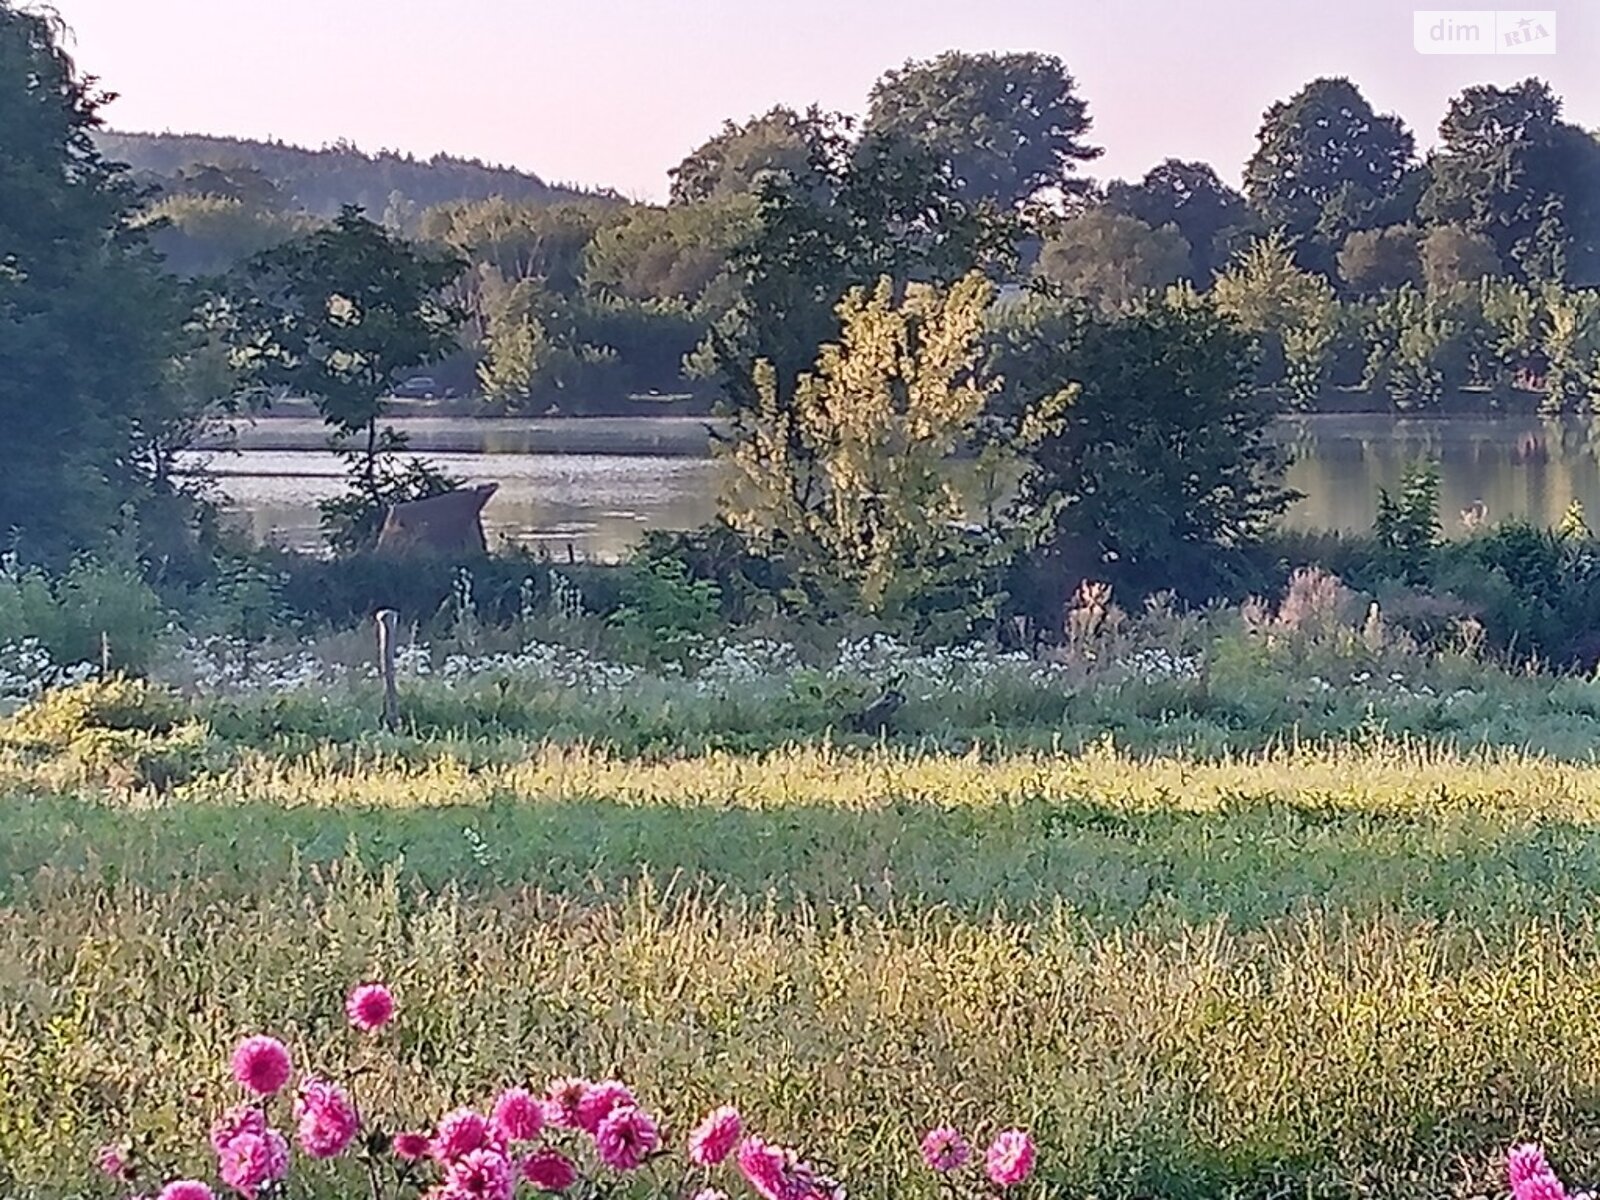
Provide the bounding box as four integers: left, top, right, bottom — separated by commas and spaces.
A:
1337, 224, 1423, 293
1419, 224, 1502, 291
668, 106, 836, 206
1104, 159, 1256, 279
584, 198, 755, 311
0, 2, 187, 561
865, 51, 1100, 210
1212, 232, 1341, 403
1421, 79, 1600, 283
1034, 209, 1192, 312
231, 207, 464, 549
720, 273, 1044, 636
418, 199, 605, 296
992, 290, 1294, 596
141, 194, 308, 278
1244, 78, 1416, 270
698, 114, 1020, 419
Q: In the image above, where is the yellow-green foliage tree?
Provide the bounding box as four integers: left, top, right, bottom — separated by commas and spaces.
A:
1212, 231, 1341, 404
721, 272, 1054, 636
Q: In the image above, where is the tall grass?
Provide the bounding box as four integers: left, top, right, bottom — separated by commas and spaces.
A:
6, 725, 1600, 1196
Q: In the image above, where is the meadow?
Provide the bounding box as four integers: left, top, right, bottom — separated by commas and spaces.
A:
5, 606, 1600, 1199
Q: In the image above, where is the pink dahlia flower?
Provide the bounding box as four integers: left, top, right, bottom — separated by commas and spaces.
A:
1517, 1174, 1570, 1200
595, 1105, 661, 1172
96, 1144, 128, 1180
689, 1106, 743, 1167
393, 1131, 431, 1161
346, 983, 396, 1032
491, 1087, 545, 1143
737, 1137, 794, 1200
985, 1130, 1036, 1188
1512, 1146, 1555, 1190
522, 1149, 579, 1193
230, 1037, 292, 1097
294, 1076, 360, 1159
210, 1105, 267, 1154
432, 1108, 495, 1165
446, 1147, 515, 1200
920, 1126, 970, 1173
159, 1183, 216, 1200
218, 1130, 289, 1199
576, 1080, 636, 1134
542, 1077, 590, 1129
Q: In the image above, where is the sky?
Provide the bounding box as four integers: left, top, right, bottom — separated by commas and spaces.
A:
47, 0, 1599, 203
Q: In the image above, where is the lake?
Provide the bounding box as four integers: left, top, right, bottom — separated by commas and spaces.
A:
185, 414, 1600, 559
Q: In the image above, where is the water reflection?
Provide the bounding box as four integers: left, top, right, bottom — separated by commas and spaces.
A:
190, 414, 1600, 557
1280, 415, 1600, 534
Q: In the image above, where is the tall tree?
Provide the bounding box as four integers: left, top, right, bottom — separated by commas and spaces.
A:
698, 115, 1019, 417
722, 272, 1044, 636
1336, 224, 1423, 293
668, 106, 838, 206
1421, 79, 1600, 284
865, 51, 1100, 210
231, 208, 464, 549
1244, 78, 1416, 271
992, 290, 1293, 597
1104, 159, 1256, 279
1034, 210, 1192, 312
0, 2, 184, 560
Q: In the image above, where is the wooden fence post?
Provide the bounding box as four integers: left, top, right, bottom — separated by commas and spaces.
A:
376, 608, 400, 731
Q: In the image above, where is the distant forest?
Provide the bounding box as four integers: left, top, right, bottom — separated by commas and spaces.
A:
95, 131, 611, 221
86, 62, 1600, 417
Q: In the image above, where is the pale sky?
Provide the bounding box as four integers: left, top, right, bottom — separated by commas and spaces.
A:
47, 0, 1599, 202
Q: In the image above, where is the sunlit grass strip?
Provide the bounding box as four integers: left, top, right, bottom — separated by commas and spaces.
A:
0, 872, 1594, 1198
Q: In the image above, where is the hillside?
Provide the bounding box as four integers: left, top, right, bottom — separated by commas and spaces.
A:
95, 130, 614, 217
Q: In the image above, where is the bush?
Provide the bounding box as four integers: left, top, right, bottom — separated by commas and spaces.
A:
0, 557, 166, 672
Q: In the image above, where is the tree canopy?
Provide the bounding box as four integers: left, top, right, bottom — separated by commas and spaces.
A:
1244, 78, 1416, 271
0, 2, 182, 560
865, 51, 1100, 210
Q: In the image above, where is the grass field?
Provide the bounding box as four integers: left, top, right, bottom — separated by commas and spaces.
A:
5, 636, 1600, 1199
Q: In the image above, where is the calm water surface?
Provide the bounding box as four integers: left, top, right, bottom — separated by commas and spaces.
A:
187, 414, 1600, 558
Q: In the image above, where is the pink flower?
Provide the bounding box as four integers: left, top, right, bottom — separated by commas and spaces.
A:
393, 1132, 431, 1161
159, 1183, 216, 1200
432, 1108, 494, 1165
985, 1130, 1036, 1188
595, 1105, 661, 1172
1512, 1146, 1555, 1190
689, 1106, 743, 1167
1518, 1174, 1570, 1200
230, 1037, 292, 1097
96, 1144, 128, 1180
737, 1139, 841, 1200
293, 1077, 360, 1159
542, 1077, 590, 1129
210, 1105, 267, 1154
737, 1138, 794, 1200
491, 1088, 545, 1143
218, 1130, 289, 1198
694, 1191, 729, 1200
576, 1080, 635, 1134
920, 1126, 970, 1173
522, 1149, 578, 1193
345, 983, 396, 1032
446, 1148, 515, 1200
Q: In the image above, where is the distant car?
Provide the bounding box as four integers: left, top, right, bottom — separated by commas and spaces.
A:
390, 375, 450, 400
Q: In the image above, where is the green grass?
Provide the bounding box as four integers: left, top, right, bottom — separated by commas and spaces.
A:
7, 653, 1600, 1198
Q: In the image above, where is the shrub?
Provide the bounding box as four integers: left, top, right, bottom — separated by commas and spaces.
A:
0, 557, 166, 672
